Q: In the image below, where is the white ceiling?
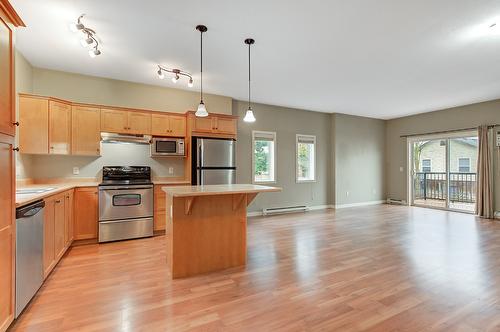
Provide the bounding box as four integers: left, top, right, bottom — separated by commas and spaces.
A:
12, 0, 500, 119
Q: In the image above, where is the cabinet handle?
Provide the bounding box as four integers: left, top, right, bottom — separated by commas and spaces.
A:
13, 147, 19, 152
12, 122, 19, 126
55, 200, 61, 203
50, 146, 54, 149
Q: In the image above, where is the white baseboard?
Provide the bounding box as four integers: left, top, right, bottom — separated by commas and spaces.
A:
247, 204, 334, 217
495, 211, 500, 219
334, 200, 386, 209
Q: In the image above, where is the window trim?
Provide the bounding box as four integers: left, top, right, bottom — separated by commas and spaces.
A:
457, 157, 471, 173
421, 158, 432, 173
252, 130, 277, 184
296, 134, 317, 183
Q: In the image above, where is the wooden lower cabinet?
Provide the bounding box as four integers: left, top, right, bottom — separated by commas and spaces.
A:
74, 187, 98, 240
0, 135, 15, 332
154, 185, 166, 231
43, 196, 56, 278
64, 190, 74, 246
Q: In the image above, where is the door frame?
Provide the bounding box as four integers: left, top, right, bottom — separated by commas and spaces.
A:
407, 129, 478, 214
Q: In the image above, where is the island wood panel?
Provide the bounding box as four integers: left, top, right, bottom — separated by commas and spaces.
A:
18, 96, 49, 154
48, 101, 71, 155
71, 105, 100, 156
0, 134, 14, 332
73, 187, 98, 240
167, 194, 247, 278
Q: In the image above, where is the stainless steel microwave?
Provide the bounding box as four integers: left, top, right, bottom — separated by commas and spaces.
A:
151, 137, 185, 157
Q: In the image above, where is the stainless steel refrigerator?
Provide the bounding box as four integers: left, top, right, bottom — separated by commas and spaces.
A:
192, 137, 236, 185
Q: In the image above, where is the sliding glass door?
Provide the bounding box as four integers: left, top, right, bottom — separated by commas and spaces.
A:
410, 131, 478, 213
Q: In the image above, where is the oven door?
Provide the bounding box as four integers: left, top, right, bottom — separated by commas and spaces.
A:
99, 185, 153, 221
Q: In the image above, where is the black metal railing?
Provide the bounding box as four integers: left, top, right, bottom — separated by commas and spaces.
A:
414, 172, 476, 203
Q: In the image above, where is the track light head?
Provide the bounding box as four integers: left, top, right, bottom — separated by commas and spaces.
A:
157, 69, 165, 79
89, 48, 101, 58
172, 74, 180, 83
188, 78, 194, 88
69, 22, 84, 32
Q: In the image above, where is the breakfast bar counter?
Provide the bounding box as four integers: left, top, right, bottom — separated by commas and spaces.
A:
162, 184, 281, 278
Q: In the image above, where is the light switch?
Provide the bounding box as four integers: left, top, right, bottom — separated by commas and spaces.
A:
73, 167, 80, 175
168, 167, 174, 175
399, 166, 404, 172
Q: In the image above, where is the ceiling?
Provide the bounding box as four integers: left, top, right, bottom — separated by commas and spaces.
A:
12, 0, 500, 119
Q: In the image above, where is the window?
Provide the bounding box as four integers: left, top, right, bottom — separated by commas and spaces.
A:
296, 134, 316, 182
422, 159, 431, 173
458, 158, 470, 172
252, 131, 276, 183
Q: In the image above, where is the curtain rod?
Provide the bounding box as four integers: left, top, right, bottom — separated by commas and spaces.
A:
400, 124, 499, 138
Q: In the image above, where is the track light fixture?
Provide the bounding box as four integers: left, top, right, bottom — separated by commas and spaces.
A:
69, 14, 102, 58
156, 66, 193, 87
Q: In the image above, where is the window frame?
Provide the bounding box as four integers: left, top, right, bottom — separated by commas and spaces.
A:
296, 134, 317, 183
458, 157, 471, 173
251, 130, 277, 184
421, 159, 431, 173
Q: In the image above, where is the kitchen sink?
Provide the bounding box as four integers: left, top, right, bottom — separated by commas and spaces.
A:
16, 187, 56, 195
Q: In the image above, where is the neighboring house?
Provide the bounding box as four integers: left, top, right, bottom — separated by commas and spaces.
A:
417, 138, 478, 173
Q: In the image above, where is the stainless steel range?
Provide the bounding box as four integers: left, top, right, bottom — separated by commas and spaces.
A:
98, 166, 154, 243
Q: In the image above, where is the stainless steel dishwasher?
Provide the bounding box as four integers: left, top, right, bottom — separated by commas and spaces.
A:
15, 200, 45, 318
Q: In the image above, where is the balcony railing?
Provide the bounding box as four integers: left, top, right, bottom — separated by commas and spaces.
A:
414, 172, 477, 203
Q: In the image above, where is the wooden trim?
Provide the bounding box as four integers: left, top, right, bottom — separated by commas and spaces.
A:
185, 110, 238, 119
246, 193, 258, 206
0, 0, 25, 27
184, 197, 195, 215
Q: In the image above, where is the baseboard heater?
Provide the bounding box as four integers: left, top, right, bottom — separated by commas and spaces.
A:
387, 198, 405, 205
263, 205, 309, 216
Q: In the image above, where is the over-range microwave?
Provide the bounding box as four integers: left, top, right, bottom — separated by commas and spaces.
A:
151, 137, 185, 157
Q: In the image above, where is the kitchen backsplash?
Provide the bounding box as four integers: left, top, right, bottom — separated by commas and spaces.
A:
20, 142, 185, 180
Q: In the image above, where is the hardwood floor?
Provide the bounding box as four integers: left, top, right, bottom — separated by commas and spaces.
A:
10, 205, 500, 331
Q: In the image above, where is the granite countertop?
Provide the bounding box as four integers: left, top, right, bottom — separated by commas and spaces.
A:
162, 184, 281, 197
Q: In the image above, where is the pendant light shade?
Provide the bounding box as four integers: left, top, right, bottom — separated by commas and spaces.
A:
244, 38, 256, 123
195, 25, 208, 117
243, 108, 256, 122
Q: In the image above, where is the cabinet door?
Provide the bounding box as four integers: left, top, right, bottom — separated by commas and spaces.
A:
128, 111, 151, 135
74, 187, 98, 240
43, 197, 56, 278
169, 115, 186, 137
0, 135, 14, 330
64, 190, 74, 246
72, 106, 101, 156
19, 96, 49, 154
101, 109, 128, 133
151, 113, 170, 136
49, 101, 71, 155
214, 117, 236, 135
154, 185, 166, 231
193, 116, 214, 133
54, 194, 66, 261
0, 12, 14, 137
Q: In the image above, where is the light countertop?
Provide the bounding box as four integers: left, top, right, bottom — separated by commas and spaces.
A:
162, 184, 281, 197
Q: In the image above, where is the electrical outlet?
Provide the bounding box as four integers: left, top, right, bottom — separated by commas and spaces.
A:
168, 167, 174, 175
73, 167, 80, 175
346, 191, 349, 197
399, 166, 404, 172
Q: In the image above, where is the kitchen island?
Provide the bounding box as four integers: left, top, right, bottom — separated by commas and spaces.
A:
162, 184, 281, 278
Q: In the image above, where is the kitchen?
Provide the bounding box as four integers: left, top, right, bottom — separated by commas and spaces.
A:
4, 0, 500, 331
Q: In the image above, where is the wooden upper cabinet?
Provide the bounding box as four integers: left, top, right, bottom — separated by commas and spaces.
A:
72, 105, 100, 156
49, 101, 71, 155
0, 10, 14, 137
214, 117, 236, 135
151, 113, 186, 137
19, 96, 49, 154
191, 114, 237, 137
100, 108, 127, 134
101, 109, 151, 135
193, 116, 214, 133
128, 111, 151, 135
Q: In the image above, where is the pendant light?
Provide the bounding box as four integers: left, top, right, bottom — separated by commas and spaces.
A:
243, 38, 256, 123
195, 25, 209, 117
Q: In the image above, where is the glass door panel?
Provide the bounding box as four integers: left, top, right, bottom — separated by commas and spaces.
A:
448, 136, 478, 212
412, 139, 447, 209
